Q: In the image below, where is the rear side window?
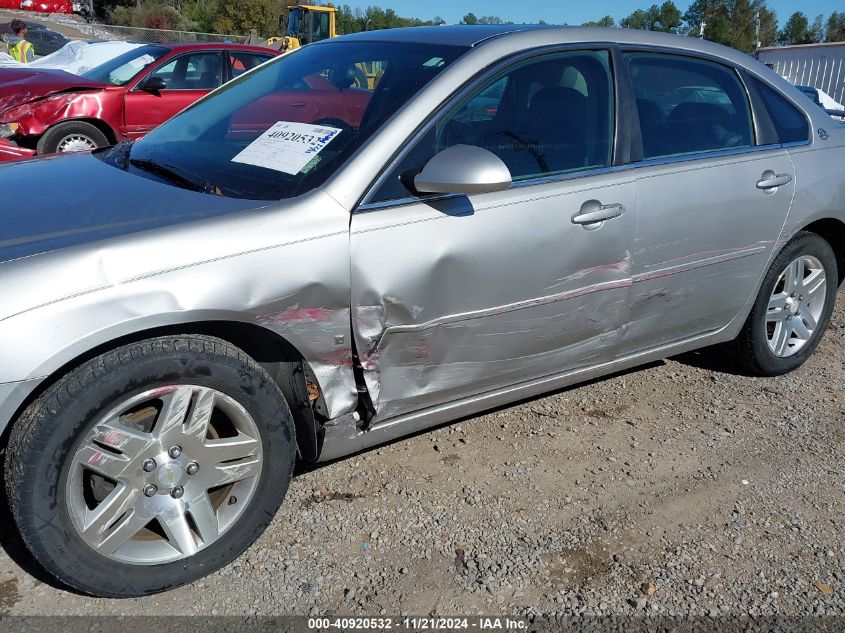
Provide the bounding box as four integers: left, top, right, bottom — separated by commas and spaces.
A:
228, 51, 274, 79
751, 78, 810, 144
626, 53, 754, 160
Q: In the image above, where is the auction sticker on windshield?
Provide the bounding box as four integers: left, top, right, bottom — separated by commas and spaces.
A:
231, 121, 342, 175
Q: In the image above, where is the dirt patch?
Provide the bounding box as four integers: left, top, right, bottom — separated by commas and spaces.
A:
301, 491, 364, 509
0, 578, 20, 615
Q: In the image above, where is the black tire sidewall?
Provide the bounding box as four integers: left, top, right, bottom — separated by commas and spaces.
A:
748, 233, 838, 375
13, 338, 295, 597
38, 121, 109, 155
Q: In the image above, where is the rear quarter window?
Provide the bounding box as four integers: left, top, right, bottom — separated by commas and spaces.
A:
751, 78, 811, 144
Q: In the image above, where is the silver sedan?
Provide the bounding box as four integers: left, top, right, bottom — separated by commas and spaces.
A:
0, 25, 842, 597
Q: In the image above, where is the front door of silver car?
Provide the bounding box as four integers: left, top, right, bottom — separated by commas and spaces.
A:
350, 49, 637, 420
618, 51, 796, 354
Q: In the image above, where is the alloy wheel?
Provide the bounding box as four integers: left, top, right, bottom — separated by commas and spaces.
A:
65, 385, 263, 565
766, 255, 827, 358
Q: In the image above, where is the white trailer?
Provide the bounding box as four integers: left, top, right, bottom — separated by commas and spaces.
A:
757, 42, 845, 104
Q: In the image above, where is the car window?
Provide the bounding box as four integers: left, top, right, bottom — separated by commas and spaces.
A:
147, 52, 222, 90
752, 78, 811, 144
229, 51, 274, 78
626, 53, 753, 160
371, 49, 615, 203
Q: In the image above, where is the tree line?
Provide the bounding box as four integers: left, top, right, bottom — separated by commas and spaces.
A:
94, 1, 845, 52
580, 1, 844, 51
94, 1, 445, 35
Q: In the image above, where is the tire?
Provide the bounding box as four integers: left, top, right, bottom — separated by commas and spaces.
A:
37, 121, 109, 155
729, 231, 838, 376
4, 335, 296, 597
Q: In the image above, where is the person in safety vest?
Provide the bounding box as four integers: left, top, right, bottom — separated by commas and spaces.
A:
7, 20, 35, 64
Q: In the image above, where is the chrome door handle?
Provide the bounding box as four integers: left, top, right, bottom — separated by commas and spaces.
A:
572, 200, 626, 228
756, 172, 792, 190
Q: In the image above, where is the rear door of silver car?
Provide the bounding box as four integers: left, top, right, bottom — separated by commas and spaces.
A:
350, 47, 637, 420
617, 50, 796, 355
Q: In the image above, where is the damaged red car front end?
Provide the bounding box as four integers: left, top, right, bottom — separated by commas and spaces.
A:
0, 138, 35, 159
0, 68, 119, 160
0, 43, 280, 161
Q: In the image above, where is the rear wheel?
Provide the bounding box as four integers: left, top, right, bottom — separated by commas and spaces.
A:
5, 335, 296, 597
37, 121, 109, 155
729, 231, 838, 376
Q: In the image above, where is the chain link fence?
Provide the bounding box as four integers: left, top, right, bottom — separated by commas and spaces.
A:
70, 22, 247, 44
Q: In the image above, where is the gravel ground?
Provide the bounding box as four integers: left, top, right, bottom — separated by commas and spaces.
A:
1, 296, 843, 619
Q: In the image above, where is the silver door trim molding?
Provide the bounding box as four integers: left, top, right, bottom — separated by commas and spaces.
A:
631, 143, 783, 171
382, 278, 635, 336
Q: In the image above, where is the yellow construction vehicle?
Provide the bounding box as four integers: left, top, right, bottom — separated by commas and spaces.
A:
267, 4, 338, 52
259, 4, 383, 89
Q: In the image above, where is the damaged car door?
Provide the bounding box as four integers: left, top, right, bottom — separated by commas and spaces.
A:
351, 49, 636, 419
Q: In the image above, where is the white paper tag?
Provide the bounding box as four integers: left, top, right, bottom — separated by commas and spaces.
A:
231, 121, 343, 175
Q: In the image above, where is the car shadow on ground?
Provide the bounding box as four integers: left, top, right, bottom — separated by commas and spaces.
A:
670, 345, 753, 376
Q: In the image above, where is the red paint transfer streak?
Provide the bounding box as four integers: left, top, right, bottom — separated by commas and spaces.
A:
256, 307, 336, 324
319, 349, 355, 367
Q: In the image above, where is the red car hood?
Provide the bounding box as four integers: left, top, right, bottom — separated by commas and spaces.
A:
0, 68, 107, 113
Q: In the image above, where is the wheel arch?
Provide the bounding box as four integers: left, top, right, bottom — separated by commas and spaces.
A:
2, 320, 326, 463
801, 218, 845, 286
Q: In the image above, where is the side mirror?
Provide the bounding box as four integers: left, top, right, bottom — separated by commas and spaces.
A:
140, 76, 167, 93
413, 145, 512, 195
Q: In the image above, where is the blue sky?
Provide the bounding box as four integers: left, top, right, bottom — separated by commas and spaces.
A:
375, 1, 841, 25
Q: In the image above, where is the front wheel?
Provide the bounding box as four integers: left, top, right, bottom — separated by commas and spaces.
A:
37, 121, 109, 155
729, 231, 838, 376
5, 335, 296, 597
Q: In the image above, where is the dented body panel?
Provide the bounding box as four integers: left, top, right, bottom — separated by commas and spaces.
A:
0, 26, 843, 465
351, 176, 636, 420
0, 153, 357, 421
2, 85, 124, 139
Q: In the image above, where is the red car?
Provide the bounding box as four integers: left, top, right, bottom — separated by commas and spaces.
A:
0, 43, 375, 161
0, 43, 280, 158
0, 0, 72, 14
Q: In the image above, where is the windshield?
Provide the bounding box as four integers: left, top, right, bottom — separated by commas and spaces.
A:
121, 41, 468, 200
82, 45, 170, 86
